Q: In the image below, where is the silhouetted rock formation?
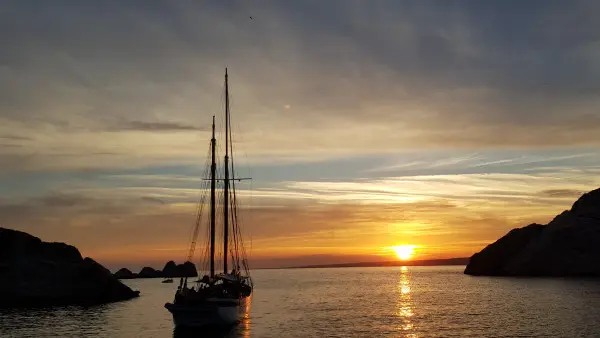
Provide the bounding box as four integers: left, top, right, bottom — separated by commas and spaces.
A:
114, 268, 137, 279
114, 261, 197, 279
137, 266, 162, 278
0, 227, 140, 308
176, 261, 198, 277
162, 260, 178, 277
465, 188, 600, 277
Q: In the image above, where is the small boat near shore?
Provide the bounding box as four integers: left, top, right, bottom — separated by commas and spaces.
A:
165, 68, 253, 327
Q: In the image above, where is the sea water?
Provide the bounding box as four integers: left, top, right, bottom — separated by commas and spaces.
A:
2, 266, 600, 337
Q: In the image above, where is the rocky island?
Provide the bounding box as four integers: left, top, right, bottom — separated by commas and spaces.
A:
465, 187, 600, 277
113, 260, 197, 279
0, 227, 140, 308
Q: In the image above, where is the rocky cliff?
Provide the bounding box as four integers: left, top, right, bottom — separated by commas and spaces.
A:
465, 188, 600, 277
0, 227, 140, 307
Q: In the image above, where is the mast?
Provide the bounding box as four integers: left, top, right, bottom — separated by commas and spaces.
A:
210, 115, 216, 278
223, 68, 230, 274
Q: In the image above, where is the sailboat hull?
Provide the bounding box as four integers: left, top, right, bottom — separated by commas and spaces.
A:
165, 296, 250, 327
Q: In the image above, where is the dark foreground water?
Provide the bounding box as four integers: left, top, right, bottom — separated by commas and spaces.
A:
2, 266, 600, 337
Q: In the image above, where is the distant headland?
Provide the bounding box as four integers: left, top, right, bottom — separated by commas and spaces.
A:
284, 257, 470, 269
465, 187, 600, 277
114, 261, 198, 279
0, 227, 139, 308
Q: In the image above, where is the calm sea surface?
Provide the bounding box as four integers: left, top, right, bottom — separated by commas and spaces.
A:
2, 266, 600, 337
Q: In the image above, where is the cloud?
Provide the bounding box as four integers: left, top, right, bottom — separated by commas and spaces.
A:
0, 187, 515, 267
276, 170, 600, 219
0, 192, 165, 223
105, 120, 205, 132
3, 166, 597, 265
0, 134, 31, 141
364, 150, 600, 178
539, 189, 585, 199
2, 1, 600, 268
140, 196, 167, 205
1, 1, 600, 172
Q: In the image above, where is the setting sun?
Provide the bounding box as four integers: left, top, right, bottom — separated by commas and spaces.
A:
391, 245, 417, 260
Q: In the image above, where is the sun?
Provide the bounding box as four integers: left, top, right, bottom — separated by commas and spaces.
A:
390, 245, 416, 261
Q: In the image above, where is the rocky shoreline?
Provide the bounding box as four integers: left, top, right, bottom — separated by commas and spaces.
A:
114, 260, 197, 279
0, 227, 140, 308
465, 187, 600, 277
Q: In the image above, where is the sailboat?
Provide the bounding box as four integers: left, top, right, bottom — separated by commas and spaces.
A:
165, 68, 253, 327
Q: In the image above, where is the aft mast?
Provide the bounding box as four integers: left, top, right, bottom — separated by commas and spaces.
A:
210, 115, 216, 278
223, 68, 230, 275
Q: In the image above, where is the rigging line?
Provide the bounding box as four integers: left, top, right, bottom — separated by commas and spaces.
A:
233, 183, 248, 264
201, 164, 214, 270
186, 135, 213, 262
249, 178, 253, 257
186, 168, 206, 261
227, 87, 253, 274
229, 87, 252, 191
199, 199, 208, 273
230, 161, 244, 270
195, 132, 215, 274
201, 216, 210, 274
188, 183, 208, 262
229, 197, 240, 269
228, 198, 237, 270
228, 78, 243, 271
195, 208, 208, 271
222, 71, 251, 279
190, 147, 211, 257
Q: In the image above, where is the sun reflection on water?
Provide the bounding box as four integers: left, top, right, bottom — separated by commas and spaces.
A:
239, 317, 251, 338
396, 266, 418, 337
239, 296, 252, 338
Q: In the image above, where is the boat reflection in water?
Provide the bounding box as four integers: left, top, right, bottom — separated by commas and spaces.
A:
173, 324, 235, 338
396, 266, 417, 337
172, 317, 250, 338
239, 316, 251, 338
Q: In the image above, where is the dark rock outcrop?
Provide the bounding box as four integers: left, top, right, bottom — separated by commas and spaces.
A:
0, 227, 140, 308
162, 260, 178, 277
137, 266, 162, 278
114, 268, 137, 279
465, 188, 600, 277
175, 261, 198, 277
114, 260, 197, 279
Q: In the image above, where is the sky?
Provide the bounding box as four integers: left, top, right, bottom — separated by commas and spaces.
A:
1, 1, 600, 270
